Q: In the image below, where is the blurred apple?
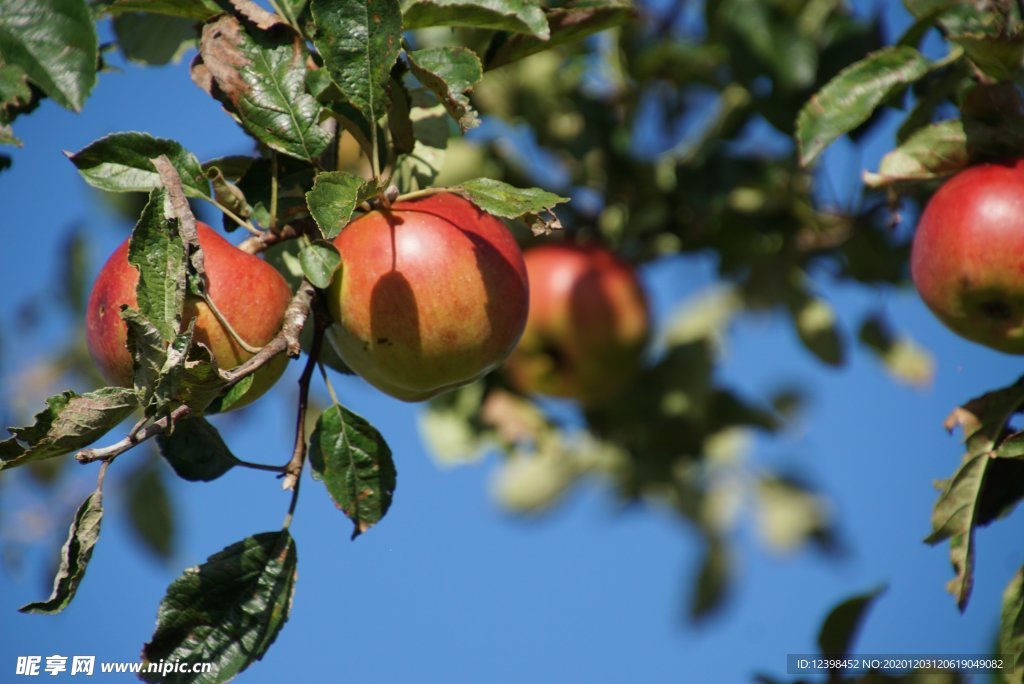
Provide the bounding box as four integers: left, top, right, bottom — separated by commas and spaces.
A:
505, 243, 649, 405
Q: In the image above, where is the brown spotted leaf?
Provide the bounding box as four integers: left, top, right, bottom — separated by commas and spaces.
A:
195, 15, 330, 162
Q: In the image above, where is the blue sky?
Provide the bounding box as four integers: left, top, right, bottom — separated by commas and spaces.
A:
0, 3, 1021, 683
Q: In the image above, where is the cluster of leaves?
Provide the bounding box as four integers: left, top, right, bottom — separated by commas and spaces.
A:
0, 0, 618, 680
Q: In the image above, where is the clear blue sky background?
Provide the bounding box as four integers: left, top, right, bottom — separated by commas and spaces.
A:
1, 2, 1021, 683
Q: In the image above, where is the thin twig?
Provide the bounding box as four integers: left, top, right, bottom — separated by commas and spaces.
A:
237, 220, 312, 254
281, 303, 327, 527
76, 405, 192, 464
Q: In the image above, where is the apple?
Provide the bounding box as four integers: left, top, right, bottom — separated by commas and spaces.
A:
85, 222, 292, 409
911, 159, 1024, 353
504, 242, 650, 405
326, 192, 529, 401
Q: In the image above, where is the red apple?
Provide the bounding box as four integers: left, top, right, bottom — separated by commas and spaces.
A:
326, 192, 529, 401
911, 159, 1024, 353
504, 242, 650, 405
85, 222, 292, 408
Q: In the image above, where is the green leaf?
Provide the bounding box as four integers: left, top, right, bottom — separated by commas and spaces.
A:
974, 453, 1024, 526
408, 46, 482, 132
129, 188, 187, 341
127, 462, 175, 560
206, 374, 253, 414
0, 61, 40, 133
233, 155, 316, 228
689, 536, 730, 622
797, 46, 932, 167
817, 586, 886, 661
114, 12, 197, 65
402, 0, 548, 38
299, 239, 341, 289
307, 68, 376, 155
485, 0, 634, 70
102, 0, 222, 20
309, 404, 396, 539
141, 324, 228, 415
122, 308, 169, 406
19, 490, 103, 614
310, 0, 402, 127
944, 377, 1024, 456
194, 15, 331, 162
457, 178, 568, 234
141, 531, 297, 683
925, 452, 990, 611
68, 132, 210, 197
0, 0, 98, 111
863, 119, 969, 189
0, 388, 138, 471
305, 171, 378, 239
202, 155, 254, 182
1000, 567, 1024, 682
157, 416, 237, 482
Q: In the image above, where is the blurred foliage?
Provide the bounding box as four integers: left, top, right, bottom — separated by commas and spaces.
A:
421, 0, 913, 623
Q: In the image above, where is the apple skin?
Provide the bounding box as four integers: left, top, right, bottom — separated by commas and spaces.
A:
326, 192, 529, 402
504, 243, 650, 406
911, 159, 1024, 354
85, 222, 292, 409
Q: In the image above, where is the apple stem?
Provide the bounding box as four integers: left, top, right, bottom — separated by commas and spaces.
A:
208, 197, 262, 237
393, 186, 452, 204
230, 457, 288, 473
318, 362, 341, 407
203, 293, 264, 355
